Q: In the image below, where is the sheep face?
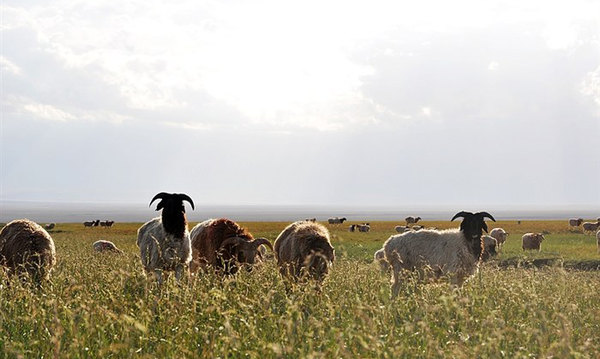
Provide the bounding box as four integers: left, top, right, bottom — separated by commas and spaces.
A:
451, 211, 496, 259
218, 237, 273, 273
303, 246, 335, 281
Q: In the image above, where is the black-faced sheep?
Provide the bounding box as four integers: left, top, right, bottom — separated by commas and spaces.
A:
582, 220, 600, 233
274, 221, 335, 283
44, 223, 55, 230
395, 225, 410, 233
100, 220, 115, 228
0, 219, 56, 284
489, 228, 509, 248
93, 240, 124, 254
137, 192, 194, 284
327, 217, 347, 224
358, 223, 371, 232
384, 211, 495, 298
522, 233, 545, 251
190, 218, 273, 275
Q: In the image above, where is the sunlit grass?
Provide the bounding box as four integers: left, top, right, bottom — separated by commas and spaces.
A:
1, 220, 599, 358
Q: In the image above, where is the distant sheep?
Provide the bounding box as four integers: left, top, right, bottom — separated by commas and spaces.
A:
0, 219, 56, 284
597, 230, 600, 253
93, 240, 123, 254
412, 225, 424, 231
568, 218, 583, 227
374, 248, 389, 272
100, 220, 115, 228
395, 225, 410, 233
328, 217, 347, 224
304, 218, 317, 222
190, 218, 272, 275
522, 233, 545, 251
481, 235, 498, 261
405, 216, 421, 225
489, 228, 509, 248
83, 221, 95, 228
274, 221, 335, 283
582, 220, 600, 233
348, 224, 356, 232
137, 192, 194, 284
384, 211, 495, 297
358, 223, 371, 232
44, 223, 55, 230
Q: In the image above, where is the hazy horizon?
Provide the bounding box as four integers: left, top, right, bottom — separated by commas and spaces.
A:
1, 1, 599, 209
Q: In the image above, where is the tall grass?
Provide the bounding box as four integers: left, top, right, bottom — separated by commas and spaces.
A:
1, 221, 599, 358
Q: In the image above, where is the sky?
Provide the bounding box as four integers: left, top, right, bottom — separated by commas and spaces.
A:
1, 0, 599, 210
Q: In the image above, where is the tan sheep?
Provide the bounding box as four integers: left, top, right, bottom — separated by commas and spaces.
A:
274, 221, 335, 283
0, 219, 56, 284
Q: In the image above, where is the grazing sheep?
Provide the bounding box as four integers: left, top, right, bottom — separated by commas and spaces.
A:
489, 228, 509, 248
597, 230, 600, 253
568, 218, 584, 227
137, 192, 194, 284
327, 217, 347, 224
190, 218, 272, 275
384, 211, 495, 298
395, 225, 410, 233
304, 218, 317, 222
274, 221, 335, 283
100, 220, 115, 228
83, 221, 95, 228
522, 233, 545, 251
582, 220, 600, 233
481, 235, 498, 261
358, 223, 371, 232
405, 216, 422, 225
374, 248, 390, 272
348, 224, 356, 232
0, 219, 56, 284
93, 240, 123, 254
44, 223, 55, 230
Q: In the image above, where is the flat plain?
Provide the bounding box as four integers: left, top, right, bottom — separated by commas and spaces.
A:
1, 219, 599, 358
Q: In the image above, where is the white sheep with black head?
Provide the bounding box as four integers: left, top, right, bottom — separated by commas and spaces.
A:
384, 211, 495, 298
137, 192, 194, 285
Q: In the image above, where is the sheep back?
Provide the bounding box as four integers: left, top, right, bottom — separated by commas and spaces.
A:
93, 240, 123, 253
190, 218, 255, 273
0, 219, 56, 282
383, 229, 478, 280
274, 221, 335, 280
137, 217, 192, 273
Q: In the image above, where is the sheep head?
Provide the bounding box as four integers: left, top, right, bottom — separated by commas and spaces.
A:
218, 236, 273, 273
149, 192, 194, 238
452, 211, 496, 260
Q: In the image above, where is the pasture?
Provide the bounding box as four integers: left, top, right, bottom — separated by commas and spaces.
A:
1, 219, 599, 358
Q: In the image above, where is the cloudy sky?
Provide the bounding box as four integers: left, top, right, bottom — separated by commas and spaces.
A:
1, 0, 599, 209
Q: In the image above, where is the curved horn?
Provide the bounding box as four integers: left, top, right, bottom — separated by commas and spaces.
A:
149, 192, 169, 207
252, 237, 273, 251
451, 211, 473, 221
477, 211, 496, 222
220, 236, 244, 249
177, 193, 195, 210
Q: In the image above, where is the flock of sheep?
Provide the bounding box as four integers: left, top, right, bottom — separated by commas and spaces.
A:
1, 192, 599, 298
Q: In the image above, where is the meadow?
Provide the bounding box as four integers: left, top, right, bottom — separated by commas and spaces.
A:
1, 219, 599, 358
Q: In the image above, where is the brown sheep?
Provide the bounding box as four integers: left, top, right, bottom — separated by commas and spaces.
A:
274, 221, 335, 282
190, 218, 272, 275
522, 233, 545, 251
0, 219, 56, 284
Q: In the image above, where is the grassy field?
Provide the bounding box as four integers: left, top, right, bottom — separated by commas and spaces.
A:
1, 219, 599, 358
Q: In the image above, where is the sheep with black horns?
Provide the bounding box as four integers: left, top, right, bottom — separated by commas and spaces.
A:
189, 218, 273, 275
383, 211, 495, 298
274, 220, 335, 283
137, 192, 194, 285
0, 219, 56, 285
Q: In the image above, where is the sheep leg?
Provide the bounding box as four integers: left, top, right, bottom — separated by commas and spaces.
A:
391, 267, 402, 299
174, 264, 188, 282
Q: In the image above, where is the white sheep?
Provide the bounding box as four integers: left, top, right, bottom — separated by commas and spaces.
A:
384, 211, 495, 298
137, 192, 194, 284
394, 225, 410, 233
568, 218, 583, 227
522, 233, 545, 251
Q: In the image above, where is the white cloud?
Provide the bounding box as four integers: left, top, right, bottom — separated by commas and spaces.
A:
581, 65, 600, 112
0, 56, 21, 75
23, 102, 75, 122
